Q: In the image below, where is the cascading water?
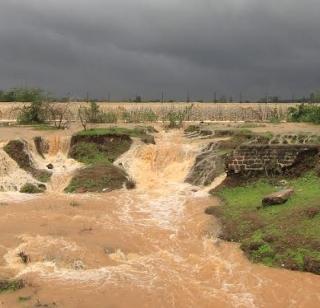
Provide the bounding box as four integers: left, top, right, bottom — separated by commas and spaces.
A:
0, 129, 320, 308
0, 136, 81, 195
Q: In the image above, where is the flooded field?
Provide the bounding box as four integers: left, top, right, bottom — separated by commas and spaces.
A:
0, 125, 320, 307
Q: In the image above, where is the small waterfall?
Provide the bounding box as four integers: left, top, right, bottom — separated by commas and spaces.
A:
0, 147, 36, 192
116, 131, 199, 190
47, 136, 71, 156
0, 136, 81, 194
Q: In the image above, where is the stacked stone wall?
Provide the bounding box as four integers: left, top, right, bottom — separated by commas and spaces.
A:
227, 145, 319, 174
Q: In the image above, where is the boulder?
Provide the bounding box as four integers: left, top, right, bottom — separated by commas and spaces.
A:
46, 163, 54, 169
262, 189, 294, 207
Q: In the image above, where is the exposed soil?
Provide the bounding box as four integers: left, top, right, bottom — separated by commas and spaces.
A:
3, 139, 52, 183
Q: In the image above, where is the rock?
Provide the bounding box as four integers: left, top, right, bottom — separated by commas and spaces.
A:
278, 179, 288, 186
262, 189, 294, 207
185, 142, 225, 186
37, 184, 47, 191
47, 163, 54, 169
141, 135, 156, 145
33, 136, 49, 158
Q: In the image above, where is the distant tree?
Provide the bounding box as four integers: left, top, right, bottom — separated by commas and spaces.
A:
78, 106, 90, 131
0, 87, 52, 103
48, 102, 72, 129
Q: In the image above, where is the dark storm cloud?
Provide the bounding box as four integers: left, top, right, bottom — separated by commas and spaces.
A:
1, 0, 320, 100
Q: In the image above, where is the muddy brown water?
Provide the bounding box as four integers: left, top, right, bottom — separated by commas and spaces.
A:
0, 129, 320, 307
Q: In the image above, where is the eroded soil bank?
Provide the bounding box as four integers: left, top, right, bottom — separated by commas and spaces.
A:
0, 126, 320, 307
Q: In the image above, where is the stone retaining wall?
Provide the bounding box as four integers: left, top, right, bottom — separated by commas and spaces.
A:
226, 144, 320, 175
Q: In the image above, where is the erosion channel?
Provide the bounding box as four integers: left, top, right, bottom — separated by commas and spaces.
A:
0, 128, 319, 308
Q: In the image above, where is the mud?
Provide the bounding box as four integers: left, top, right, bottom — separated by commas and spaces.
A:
0, 127, 319, 307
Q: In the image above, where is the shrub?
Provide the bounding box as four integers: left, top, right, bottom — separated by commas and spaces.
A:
163, 104, 194, 128
69, 201, 80, 207
0, 279, 25, 293
78, 102, 119, 129
20, 183, 44, 194
122, 109, 158, 123
288, 104, 320, 124
69, 142, 109, 165
0, 87, 45, 102
17, 101, 48, 124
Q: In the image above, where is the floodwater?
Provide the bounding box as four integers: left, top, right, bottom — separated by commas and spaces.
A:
0, 129, 320, 308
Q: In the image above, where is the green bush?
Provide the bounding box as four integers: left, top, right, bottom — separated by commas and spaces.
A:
0, 279, 25, 293
0, 87, 45, 102
17, 101, 48, 124
163, 104, 194, 128
20, 183, 44, 194
288, 104, 320, 124
70, 142, 110, 165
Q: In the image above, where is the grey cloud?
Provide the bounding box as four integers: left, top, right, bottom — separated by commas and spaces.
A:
0, 0, 320, 100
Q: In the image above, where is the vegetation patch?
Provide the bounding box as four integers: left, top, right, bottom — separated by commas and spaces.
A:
288, 103, 320, 124
0, 279, 25, 293
69, 135, 132, 164
20, 183, 46, 194
18, 296, 32, 302
210, 173, 320, 274
184, 125, 200, 133
70, 126, 156, 164
31, 124, 59, 131
4, 139, 52, 183
65, 163, 128, 193
75, 127, 152, 138
66, 127, 147, 193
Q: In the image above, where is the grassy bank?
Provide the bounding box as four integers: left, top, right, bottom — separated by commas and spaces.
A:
65, 163, 128, 193
75, 126, 155, 138
65, 127, 146, 193
210, 173, 320, 274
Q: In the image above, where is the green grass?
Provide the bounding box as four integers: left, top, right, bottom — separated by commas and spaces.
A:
65, 163, 127, 193
0, 280, 24, 293
66, 126, 152, 193
31, 124, 59, 131
212, 173, 320, 274
236, 123, 267, 129
18, 296, 31, 302
69, 142, 112, 165
20, 183, 44, 194
75, 127, 149, 138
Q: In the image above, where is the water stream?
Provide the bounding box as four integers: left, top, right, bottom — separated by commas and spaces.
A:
0, 130, 320, 307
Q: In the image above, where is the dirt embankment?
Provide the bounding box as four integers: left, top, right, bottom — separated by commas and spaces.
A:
3, 140, 52, 185
69, 134, 132, 163
66, 133, 136, 193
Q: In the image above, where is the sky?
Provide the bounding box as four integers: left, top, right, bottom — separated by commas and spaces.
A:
0, 0, 320, 101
